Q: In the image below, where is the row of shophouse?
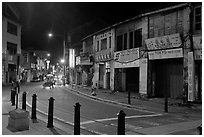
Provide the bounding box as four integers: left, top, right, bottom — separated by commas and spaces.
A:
73, 2, 202, 102
2, 3, 51, 85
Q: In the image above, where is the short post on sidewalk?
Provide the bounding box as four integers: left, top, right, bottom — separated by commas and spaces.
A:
74, 102, 81, 135
164, 96, 168, 113
117, 110, 126, 135
47, 97, 55, 128
31, 94, 37, 119
22, 92, 27, 110
11, 89, 16, 106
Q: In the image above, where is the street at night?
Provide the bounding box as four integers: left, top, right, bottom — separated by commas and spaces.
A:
2, 2, 202, 135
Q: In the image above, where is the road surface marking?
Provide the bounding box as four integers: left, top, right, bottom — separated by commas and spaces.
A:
81, 113, 163, 125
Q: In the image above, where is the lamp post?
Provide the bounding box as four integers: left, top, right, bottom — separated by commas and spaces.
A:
60, 58, 66, 86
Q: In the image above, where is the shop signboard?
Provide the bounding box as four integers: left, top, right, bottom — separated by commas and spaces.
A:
145, 33, 182, 50
76, 56, 80, 66
114, 60, 139, 68
194, 50, 202, 60
188, 52, 195, 102
114, 48, 139, 63
193, 36, 202, 50
148, 48, 183, 60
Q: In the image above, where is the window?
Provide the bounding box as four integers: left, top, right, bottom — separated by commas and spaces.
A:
116, 35, 123, 51
7, 22, 17, 36
134, 28, 142, 48
7, 42, 17, 55
96, 41, 99, 52
195, 6, 202, 30
101, 38, 107, 50
123, 33, 127, 50
109, 37, 111, 49
129, 31, 134, 49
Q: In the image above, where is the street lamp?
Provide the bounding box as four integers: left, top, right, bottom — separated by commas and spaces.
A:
60, 58, 66, 86
48, 32, 68, 86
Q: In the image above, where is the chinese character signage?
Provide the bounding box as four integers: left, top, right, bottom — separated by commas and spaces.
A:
114, 48, 139, 63
193, 36, 202, 50
148, 48, 183, 60
145, 33, 182, 50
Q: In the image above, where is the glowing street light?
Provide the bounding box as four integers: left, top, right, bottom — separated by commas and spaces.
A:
60, 58, 66, 86
60, 59, 65, 64
47, 53, 50, 57
48, 33, 53, 37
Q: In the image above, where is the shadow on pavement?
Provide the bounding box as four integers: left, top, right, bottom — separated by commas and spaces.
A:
48, 127, 60, 135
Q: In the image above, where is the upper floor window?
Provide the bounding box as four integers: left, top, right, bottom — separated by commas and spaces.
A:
134, 28, 142, 48
7, 42, 17, 55
96, 41, 100, 52
109, 37, 111, 49
195, 6, 202, 31
129, 31, 134, 49
101, 38, 107, 50
123, 33, 127, 50
7, 22, 17, 36
116, 35, 123, 51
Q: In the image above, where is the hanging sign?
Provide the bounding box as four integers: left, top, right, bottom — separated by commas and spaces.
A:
145, 33, 182, 50
193, 36, 202, 50
194, 50, 202, 60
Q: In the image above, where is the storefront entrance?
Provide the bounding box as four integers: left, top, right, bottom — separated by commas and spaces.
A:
126, 67, 139, 93
152, 59, 183, 98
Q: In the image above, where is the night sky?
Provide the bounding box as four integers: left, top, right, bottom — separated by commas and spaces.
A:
13, 2, 183, 64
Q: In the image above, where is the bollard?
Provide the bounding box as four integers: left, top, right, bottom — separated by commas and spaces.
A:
31, 94, 37, 119
11, 89, 16, 106
164, 96, 168, 113
16, 93, 18, 109
47, 97, 55, 128
128, 90, 131, 104
22, 92, 27, 110
117, 110, 126, 135
74, 102, 81, 135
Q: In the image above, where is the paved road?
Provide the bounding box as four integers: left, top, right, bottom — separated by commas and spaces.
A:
3, 82, 201, 135
23, 83, 201, 135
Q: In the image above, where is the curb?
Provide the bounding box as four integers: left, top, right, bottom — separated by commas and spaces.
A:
66, 86, 159, 114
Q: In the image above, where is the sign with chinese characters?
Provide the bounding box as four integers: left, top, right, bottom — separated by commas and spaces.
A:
145, 33, 182, 50
194, 50, 202, 60
148, 48, 183, 60
114, 60, 139, 68
193, 36, 202, 49
114, 48, 139, 63
188, 52, 195, 102
96, 52, 111, 62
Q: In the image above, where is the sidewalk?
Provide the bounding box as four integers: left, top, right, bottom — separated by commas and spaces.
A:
67, 84, 202, 113
2, 83, 72, 135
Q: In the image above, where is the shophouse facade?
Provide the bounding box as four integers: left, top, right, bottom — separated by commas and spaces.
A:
191, 3, 202, 102
75, 39, 93, 86
92, 29, 115, 90
2, 3, 22, 84
144, 3, 202, 102
114, 15, 148, 96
